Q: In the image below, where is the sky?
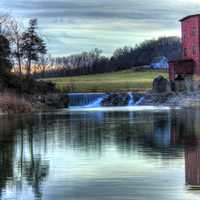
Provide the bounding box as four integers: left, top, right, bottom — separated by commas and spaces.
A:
1, 0, 200, 56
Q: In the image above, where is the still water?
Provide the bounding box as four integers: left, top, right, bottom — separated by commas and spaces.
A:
0, 107, 200, 200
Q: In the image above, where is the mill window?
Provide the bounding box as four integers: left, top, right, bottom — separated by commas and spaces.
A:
191, 28, 196, 36
193, 46, 196, 55
184, 48, 187, 57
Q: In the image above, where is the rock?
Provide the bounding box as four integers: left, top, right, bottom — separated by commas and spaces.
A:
43, 94, 69, 108
133, 93, 143, 102
101, 93, 129, 106
31, 93, 69, 109
137, 92, 173, 106
152, 75, 171, 94
101, 92, 143, 107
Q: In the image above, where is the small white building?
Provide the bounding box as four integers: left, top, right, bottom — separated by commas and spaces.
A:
150, 56, 169, 69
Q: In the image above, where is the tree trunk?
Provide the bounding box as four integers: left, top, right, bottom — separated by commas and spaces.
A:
16, 41, 22, 75
27, 57, 31, 77
17, 55, 22, 75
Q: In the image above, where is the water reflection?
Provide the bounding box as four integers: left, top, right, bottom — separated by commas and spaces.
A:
185, 143, 200, 189
0, 108, 199, 199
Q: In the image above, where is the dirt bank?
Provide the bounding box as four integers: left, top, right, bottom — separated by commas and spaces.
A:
0, 92, 68, 115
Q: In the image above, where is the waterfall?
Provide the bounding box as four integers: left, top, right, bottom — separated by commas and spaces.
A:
135, 97, 145, 105
85, 96, 105, 108
128, 92, 135, 106
68, 93, 105, 108
68, 92, 144, 108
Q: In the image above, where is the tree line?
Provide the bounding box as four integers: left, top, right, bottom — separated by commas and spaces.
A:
39, 36, 181, 78
0, 14, 181, 80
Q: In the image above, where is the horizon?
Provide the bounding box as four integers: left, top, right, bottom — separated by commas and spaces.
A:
1, 0, 200, 56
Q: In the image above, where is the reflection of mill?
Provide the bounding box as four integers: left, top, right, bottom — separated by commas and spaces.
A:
183, 108, 200, 189
185, 141, 200, 189
171, 108, 200, 189
185, 140, 200, 189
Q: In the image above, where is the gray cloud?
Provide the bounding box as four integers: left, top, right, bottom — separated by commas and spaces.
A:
1, 0, 200, 56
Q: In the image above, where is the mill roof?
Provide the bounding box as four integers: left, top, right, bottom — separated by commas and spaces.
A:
180, 14, 200, 22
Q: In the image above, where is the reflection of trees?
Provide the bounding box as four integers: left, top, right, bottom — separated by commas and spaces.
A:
0, 108, 200, 197
54, 110, 198, 159
113, 110, 200, 160
18, 119, 49, 200
51, 110, 199, 159
0, 117, 17, 197
23, 157, 49, 200
0, 115, 50, 199
0, 138, 14, 197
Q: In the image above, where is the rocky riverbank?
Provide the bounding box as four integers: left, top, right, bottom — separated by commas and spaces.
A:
0, 93, 32, 115
2, 74, 200, 115
0, 76, 70, 115
0, 92, 68, 115
161, 92, 200, 107
136, 75, 200, 107
135, 91, 200, 107
99, 75, 200, 107
27, 93, 68, 110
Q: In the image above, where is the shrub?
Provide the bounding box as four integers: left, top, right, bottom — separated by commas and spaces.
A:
6, 75, 57, 94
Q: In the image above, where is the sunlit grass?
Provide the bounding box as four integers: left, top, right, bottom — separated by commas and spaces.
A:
42, 69, 168, 92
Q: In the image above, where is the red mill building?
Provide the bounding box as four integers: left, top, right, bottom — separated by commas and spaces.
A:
169, 14, 200, 82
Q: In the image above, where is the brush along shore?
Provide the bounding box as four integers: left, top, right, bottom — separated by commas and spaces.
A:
0, 92, 68, 115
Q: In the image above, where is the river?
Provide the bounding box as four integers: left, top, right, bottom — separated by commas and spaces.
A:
0, 105, 200, 200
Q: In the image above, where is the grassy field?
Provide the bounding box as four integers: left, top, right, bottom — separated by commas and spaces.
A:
43, 69, 168, 93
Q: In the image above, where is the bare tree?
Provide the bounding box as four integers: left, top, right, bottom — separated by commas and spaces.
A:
6, 18, 23, 75
0, 14, 9, 27
35, 54, 52, 77
0, 15, 23, 75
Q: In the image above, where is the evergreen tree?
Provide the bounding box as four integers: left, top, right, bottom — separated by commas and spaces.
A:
0, 35, 12, 75
21, 19, 47, 76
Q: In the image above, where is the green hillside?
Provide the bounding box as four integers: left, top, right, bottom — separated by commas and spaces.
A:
43, 69, 168, 93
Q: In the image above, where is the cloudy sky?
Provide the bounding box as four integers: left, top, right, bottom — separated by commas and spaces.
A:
1, 0, 200, 56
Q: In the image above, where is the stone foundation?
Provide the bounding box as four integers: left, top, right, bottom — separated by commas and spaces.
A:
171, 79, 200, 92
152, 75, 171, 94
